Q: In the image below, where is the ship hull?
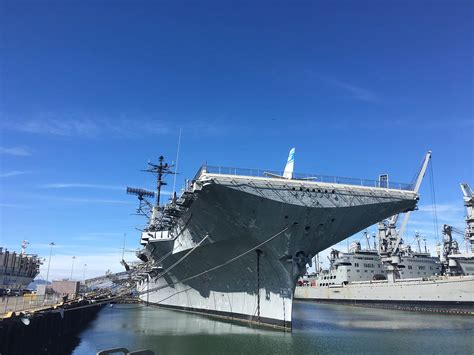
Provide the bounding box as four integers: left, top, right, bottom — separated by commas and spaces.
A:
0, 274, 36, 292
295, 276, 474, 315
138, 173, 418, 329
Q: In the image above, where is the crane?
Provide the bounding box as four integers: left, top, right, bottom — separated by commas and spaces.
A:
378, 151, 432, 282
460, 183, 474, 252
391, 151, 432, 256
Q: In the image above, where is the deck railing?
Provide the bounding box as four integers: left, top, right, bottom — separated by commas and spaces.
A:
193, 165, 413, 191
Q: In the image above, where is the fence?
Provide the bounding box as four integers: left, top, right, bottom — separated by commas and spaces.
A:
1, 294, 63, 316
192, 165, 413, 191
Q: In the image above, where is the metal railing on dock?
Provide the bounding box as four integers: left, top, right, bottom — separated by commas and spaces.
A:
0, 294, 62, 317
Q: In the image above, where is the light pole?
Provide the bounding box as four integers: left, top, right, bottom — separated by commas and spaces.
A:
45, 242, 55, 285
82, 264, 87, 282
70, 256, 76, 280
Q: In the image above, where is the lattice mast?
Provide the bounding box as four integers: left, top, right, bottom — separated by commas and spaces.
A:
143, 155, 175, 208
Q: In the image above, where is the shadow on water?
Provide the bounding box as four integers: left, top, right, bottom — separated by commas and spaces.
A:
72, 303, 474, 355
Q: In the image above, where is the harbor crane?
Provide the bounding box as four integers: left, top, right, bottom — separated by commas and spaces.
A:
378, 151, 432, 282
460, 183, 474, 252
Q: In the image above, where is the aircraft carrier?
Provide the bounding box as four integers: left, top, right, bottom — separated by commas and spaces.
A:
127, 149, 423, 330
295, 181, 474, 314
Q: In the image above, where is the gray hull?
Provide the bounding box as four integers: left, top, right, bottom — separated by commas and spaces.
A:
295, 276, 474, 315
138, 171, 418, 329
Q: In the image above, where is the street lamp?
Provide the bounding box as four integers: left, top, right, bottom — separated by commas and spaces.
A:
70, 256, 76, 280
45, 242, 55, 285
83, 264, 87, 282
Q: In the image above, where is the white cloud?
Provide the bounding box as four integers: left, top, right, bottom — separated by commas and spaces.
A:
40, 183, 125, 190
417, 203, 465, 214
0, 170, 30, 178
54, 197, 133, 205
0, 146, 32, 156
2, 117, 100, 137
327, 79, 379, 103
0, 113, 234, 139
0, 116, 170, 138
0, 203, 32, 208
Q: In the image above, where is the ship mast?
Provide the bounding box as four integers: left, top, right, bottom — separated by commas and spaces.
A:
144, 155, 174, 208
21, 240, 29, 255
127, 155, 175, 232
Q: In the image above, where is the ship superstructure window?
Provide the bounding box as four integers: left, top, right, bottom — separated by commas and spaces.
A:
354, 263, 359, 267
418, 266, 426, 270
408, 265, 413, 269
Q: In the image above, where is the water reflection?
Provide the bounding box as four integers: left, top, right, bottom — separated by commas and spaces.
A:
293, 301, 474, 331
73, 302, 474, 354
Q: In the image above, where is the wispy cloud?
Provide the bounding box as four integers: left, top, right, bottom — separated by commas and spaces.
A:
0, 146, 32, 156
0, 202, 32, 209
41, 183, 125, 190
73, 232, 125, 241
0, 113, 235, 139
38, 183, 171, 196
0, 170, 30, 178
17, 192, 133, 205
0, 116, 171, 139
51, 197, 133, 205
417, 203, 465, 214
327, 78, 379, 103
1, 117, 100, 137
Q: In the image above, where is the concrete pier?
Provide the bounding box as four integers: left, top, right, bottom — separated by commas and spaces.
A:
0, 297, 106, 354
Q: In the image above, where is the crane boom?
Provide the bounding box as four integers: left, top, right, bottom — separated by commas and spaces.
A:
460, 183, 473, 200
392, 151, 432, 255
460, 183, 474, 252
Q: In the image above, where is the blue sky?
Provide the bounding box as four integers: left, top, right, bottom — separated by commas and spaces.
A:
1, 1, 472, 279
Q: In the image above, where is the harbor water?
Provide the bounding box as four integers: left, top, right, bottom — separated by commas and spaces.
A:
72, 301, 474, 354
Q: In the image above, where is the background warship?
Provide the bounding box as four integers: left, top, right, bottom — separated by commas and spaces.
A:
0, 241, 41, 295
296, 180, 474, 314
127, 149, 424, 330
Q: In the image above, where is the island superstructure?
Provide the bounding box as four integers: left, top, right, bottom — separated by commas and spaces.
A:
127, 149, 423, 330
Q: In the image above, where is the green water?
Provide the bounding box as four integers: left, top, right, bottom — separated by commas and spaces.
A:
72, 301, 474, 354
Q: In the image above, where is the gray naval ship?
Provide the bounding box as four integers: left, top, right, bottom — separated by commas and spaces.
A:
296, 181, 474, 314
127, 149, 425, 330
0, 241, 41, 295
